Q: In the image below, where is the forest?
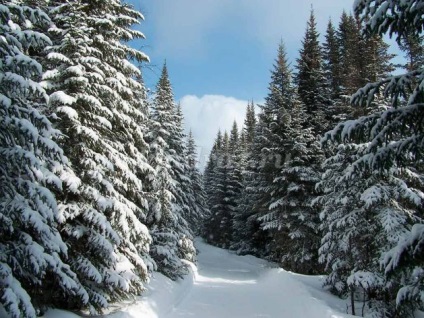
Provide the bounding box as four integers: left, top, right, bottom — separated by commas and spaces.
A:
1, 0, 424, 318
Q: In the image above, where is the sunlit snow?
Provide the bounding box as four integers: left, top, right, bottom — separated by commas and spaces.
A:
41, 239, 382, 318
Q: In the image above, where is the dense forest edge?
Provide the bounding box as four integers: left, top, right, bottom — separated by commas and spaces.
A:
1, 0, 424, 318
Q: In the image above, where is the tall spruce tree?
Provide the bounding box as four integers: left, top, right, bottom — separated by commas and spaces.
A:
296, 8, 327, 135
231, 103, 257, 252
318, 0, 424, 315
260, 100, 324, 273
337, 12, 363, 98
148, 64, 195, 279
244, 101, 256, 145
322, 19, 345, 128
399, 34, 424, 72
235, 42, 294, 259
203, 132, 234, 247
0, 3, 87, 316
186, 130, 208, 236
43, 0, 153, 311
317, 141, 423, 316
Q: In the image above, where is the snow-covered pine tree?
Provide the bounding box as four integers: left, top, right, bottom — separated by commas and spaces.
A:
261, 97, 324, 273
203, 132, 235, 248
147, 64, 195, 279
317, 141, 423, 316
318, 0, 424, 314
225, 122, 244, 248
185, 130, 208, 236
242, 42, 295, 259
337, 12, 363, 99
203, 130, 222, 215
322, 19, 345, 128
323, 20, 342, 102
231, 103, 258, 252
42, 0, 153, 311
244, 101, 256, 145
295, 8, 327, 135
0, 3, 87, 317
172, 104, 199, 245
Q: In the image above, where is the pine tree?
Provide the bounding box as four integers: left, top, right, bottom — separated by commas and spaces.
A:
203, 132, 234, 247
244, 101, 256, 145
260, 98, 324, 273
231, 104, 256, 252
43, 0, 152, 311
317, 142, 423, 316
148, 64, 194, 279
337, 12, 363, 97
186, 130, 208, 236
319, 1, 424, 314
203, 130, 222, 215
399, 34, 424, 72
234, 42, 294, 258
296, 8, 327, 135
0, 3, 87, 317
322, 19, 344, 128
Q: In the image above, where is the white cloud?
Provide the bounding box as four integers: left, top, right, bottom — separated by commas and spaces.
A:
180, 94, 252, 168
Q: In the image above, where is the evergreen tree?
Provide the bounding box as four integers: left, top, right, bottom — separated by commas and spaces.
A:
399, 34, 424, 72
186, 130, 208, 236
319, 1, 424, 314
0, 3, 86, 317
43, 0, 152, 311
337, 12, 363, 98
322, 19, 345, 128
233, 42, 294, 258
203, 130, 222, 214
260, 99, 324, 273
203, 132, 234, 247
244, 101, 256, 145
148, 64, 194, 279
296, 8, 327, 134
317, 142, 423, 316
323, 19, 342, 101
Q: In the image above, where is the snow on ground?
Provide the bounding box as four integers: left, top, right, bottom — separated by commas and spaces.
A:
43, 239, 373, 318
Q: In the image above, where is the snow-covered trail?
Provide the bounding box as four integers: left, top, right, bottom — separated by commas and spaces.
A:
44, 240, 355, 318
164, 240, 352, 318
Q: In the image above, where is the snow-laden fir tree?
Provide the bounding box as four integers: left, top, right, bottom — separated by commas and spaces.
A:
147, 64, 195, 279
318, 0, 424, 315
295, 8, 327, 135
317, 141, 424, 316
203, 132, 235, 248
42, 0, 153, 311
225, 122, 244, 248
236, 42, 296, 259
231, 103, 258, 252
260, 99, 324, 273
185, 130, 208, 236
0, 3, 87, 317
322, 19, 347, 129
203, 130, 222, 213
244, 101, 256, 145
172, 104, 201, 243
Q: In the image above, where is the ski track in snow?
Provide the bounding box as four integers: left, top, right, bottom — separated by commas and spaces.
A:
162, 239, 353, 318
47, 238, 424, 318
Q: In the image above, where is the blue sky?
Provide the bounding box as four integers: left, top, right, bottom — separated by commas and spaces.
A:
128, 0, 399, 166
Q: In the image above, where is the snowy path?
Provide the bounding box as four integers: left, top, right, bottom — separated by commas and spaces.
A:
45, 240, 355, 318
164, 240, 352, 318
